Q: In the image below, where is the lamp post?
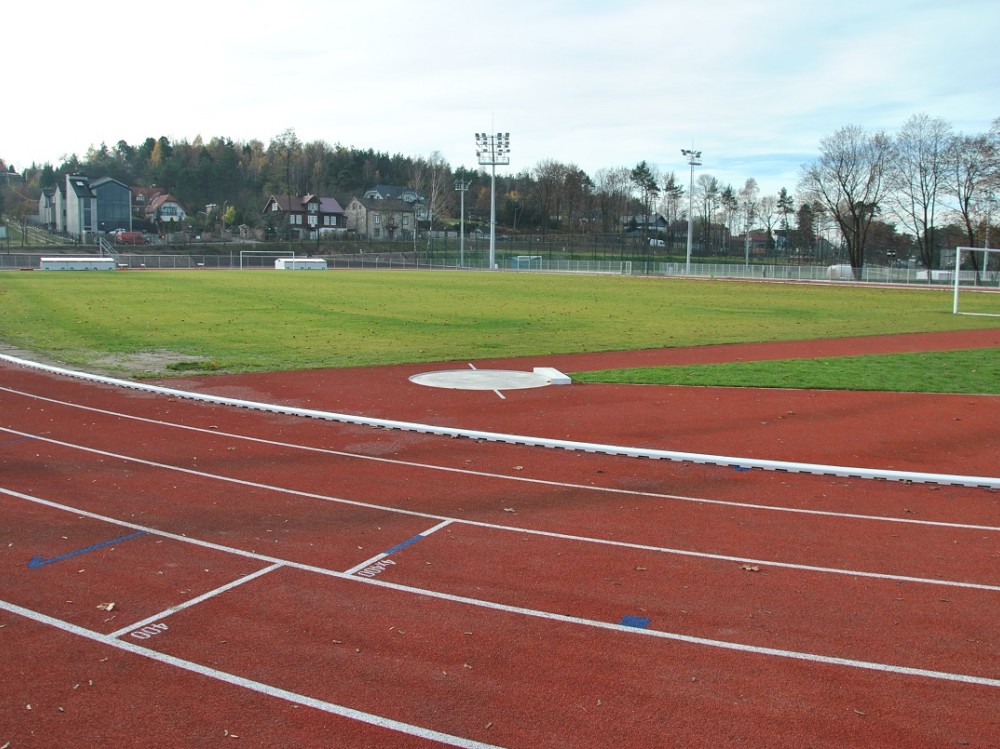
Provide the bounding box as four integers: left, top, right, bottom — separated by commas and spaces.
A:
454, 179, 469, 267
475, 131, 510, 270
681, 148, 701, 275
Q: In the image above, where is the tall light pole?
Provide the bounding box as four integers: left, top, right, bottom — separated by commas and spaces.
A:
454, 179, 469, 267
681, 148, 701, 275
475, 131, 510, 270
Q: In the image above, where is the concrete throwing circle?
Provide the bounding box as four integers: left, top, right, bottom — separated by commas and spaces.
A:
409, 369, 551, 391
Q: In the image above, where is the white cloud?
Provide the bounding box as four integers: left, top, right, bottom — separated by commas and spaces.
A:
6, 0, 997, 200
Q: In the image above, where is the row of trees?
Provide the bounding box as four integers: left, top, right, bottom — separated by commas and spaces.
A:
3, 114, 998, 270
800, 114, 999, 275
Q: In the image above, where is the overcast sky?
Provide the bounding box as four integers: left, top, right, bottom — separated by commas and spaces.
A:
6, 0, 998, 197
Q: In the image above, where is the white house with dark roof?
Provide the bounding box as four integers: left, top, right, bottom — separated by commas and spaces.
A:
55, 174, 98, 240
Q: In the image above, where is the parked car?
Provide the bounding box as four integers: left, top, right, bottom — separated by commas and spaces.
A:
116, 231, 149, 245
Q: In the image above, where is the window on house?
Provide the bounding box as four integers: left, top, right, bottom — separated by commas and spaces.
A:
373, 228, 380, 238
402, 215, 410, 227
373, 214, 381, 225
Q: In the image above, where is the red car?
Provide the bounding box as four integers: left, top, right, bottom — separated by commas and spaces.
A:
116, 231, 149, 245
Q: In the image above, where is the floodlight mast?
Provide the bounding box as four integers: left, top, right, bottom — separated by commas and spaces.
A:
475, 131, 511, 269
681, 148, 702, 275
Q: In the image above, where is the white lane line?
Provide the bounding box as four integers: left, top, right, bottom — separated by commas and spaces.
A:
109, 563, 283, 638
4, 487, 1000, 690
1, 387, 996, 534
3, 430, 999, 593
344, 520, 452, 575
4, 354, 994, 488
0, 598, 504, 749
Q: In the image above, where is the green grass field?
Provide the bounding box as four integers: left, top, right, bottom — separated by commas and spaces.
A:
1, 270, 997, 391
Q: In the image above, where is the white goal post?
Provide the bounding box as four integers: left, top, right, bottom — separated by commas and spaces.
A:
239, 249, 295, 269
952, 246, 1000, 316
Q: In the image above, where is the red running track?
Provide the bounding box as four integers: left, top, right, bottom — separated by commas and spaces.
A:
1, 330, 999, 747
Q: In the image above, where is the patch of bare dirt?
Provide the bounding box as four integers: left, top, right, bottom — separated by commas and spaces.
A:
0, 344, 215, 378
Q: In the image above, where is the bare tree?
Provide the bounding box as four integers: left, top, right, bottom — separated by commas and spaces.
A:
799, 125, 893, 277
533, 159, 571, 233
719, 185, 738, 255
412, 150, 451, 234
659, 172, 684, 248
696, 174, 721, 254
593, 166, 630, 233
890, 113, 952, 270
758, 194, 778, 258
737, 178, 760, 263
943, 120, 999, 260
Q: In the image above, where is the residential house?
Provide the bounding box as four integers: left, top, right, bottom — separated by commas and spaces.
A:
623, 213, 669, 234
37, 187, 57, 231
56, 173, 98, 240
344, 197, 416, 241
92, 177, 132, 233
131, 186, 161, 216
146, 193, 187, 226
362, 184, 428, 221
262, 194, 347, 239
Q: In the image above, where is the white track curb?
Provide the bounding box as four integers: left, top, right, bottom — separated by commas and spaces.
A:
2, 353, 997, 490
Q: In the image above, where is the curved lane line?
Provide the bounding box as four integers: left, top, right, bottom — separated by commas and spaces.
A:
2, 353, 997, 489
2, 429, 999, 593
2, 385, 997, 533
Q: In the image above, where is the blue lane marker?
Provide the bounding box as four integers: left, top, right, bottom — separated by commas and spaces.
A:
0, 437, 36, 446
381, 534, 425, 556
619, 615, 651, 629
27, 530, 148, 569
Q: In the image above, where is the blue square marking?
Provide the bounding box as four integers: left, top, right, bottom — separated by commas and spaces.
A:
619, 615, 651, 629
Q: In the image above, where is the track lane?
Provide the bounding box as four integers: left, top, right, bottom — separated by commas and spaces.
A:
0, 346, 997, 745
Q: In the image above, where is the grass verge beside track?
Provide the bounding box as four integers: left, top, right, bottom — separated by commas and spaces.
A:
573, 348, 1000, 394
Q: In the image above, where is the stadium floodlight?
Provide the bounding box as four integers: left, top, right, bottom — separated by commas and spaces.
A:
681, 148, 702, 275
454, 179, 469, 267
475, 131, 511, 270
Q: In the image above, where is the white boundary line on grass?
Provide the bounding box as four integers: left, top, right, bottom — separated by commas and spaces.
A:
2, 353, 998, 490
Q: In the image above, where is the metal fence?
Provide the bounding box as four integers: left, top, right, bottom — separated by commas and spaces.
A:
2, 251, 996, 288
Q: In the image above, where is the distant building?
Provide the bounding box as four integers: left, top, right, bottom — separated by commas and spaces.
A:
262, 194, 346, 239
38, 187, 57, 231
362, 184, 428, 221
56, 174, 98, 240
344, 197, 416, 241
42, 174, 132, 240
92, 177, 132, 233
146, 193, 187, 226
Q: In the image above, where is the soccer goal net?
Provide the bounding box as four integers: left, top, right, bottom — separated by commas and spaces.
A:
511, 255, 543, 270
239, 249, 295, 269
952, 247, 1000, 316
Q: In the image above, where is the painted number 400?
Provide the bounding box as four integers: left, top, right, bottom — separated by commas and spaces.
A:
130, 622, 168, 640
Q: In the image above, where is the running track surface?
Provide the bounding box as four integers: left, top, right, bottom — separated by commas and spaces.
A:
2, 329, 998, 748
